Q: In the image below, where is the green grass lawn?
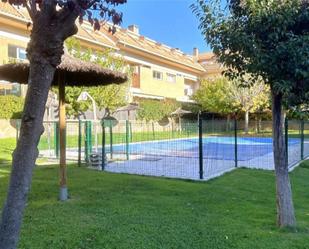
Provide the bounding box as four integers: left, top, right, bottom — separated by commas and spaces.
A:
0, 137, 16, 164
1, 162, 309, 249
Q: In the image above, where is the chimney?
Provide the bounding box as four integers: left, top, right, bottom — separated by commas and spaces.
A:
128, 25, 139, 34
193, 47, 199, 58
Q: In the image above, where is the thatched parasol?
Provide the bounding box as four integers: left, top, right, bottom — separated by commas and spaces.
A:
115, 103, 140, 120
0, 54, 127, 86
0, 54, 127, 201
170, 108, 192, 131
170, 107, 192, 116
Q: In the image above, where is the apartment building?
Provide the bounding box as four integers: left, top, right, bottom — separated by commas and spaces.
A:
198, 52, 223, 78
0, 2, 206, 103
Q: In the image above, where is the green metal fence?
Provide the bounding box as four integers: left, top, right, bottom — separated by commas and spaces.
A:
26, 118, 309, 180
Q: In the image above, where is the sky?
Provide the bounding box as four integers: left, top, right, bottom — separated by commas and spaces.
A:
117, 0, 211, 55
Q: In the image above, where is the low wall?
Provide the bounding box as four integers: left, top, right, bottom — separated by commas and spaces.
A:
0, 119, 19, 139
0, 119, 193, 139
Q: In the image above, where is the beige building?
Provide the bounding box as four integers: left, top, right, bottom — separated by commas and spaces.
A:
0, 3, 223, 104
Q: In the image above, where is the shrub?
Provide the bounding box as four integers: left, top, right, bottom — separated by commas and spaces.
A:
137, 98, 180, 122
0, 95, 24, 119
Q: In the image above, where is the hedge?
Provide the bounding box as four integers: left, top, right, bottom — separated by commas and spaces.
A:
137, 98, 180, 122
0, 95, 24, 119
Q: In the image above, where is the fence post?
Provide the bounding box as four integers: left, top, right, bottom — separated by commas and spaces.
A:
78, 119, 82, 167
301, 119, 305, 160
84, 121, 92, 163
152, 122, 155, 140
89, 121, 93, 154
285, 118, 289, 165
125, 120, 130, 160
101, 121, 106, 170
54, 122, 59, 158
130, 122, 133, 142
198, 116, 204, 180
84, 121, 88, 162
109, 123, 113, 159
234, 117, 238, 168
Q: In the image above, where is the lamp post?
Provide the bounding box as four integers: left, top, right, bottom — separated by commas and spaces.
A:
77, 91, 98, 152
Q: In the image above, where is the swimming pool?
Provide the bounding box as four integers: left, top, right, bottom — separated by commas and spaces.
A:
104, 136, 300, 161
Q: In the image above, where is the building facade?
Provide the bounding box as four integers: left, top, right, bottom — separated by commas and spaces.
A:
0, 3, 209, 104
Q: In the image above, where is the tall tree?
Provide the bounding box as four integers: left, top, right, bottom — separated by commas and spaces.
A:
0, 0, 126, 248
193, 0, 309, 227
193, 77, 236, 115
193, 76, 270, 133
229, 77, 270, 133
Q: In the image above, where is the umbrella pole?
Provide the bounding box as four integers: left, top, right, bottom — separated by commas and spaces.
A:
58, 73, 68, 201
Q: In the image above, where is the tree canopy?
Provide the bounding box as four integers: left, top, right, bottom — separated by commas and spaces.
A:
137, 98, 180, 122
193, 77, 236, 114
193, 0, 309, 107
194, 76, 270, 132
193, 76, 270, 115
3, 0, 126, 32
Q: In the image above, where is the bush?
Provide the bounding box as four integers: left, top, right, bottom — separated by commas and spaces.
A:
0, 95, 24, 119
137, 98, 180, 122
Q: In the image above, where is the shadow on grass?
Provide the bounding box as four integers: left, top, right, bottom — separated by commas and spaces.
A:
299, 161, 309, 169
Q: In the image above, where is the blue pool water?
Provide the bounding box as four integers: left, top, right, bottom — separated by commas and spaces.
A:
104, 137, 300, 161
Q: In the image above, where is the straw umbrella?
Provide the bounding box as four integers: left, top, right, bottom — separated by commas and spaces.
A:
115, 103, 141, 142
115, 103, 140, 120
170, 107, 192, 131
0, 54, 127, 200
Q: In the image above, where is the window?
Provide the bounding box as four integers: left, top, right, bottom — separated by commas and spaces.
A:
153, 70, 163, 80
17, 48, 27, 60
166, 73, 176, 83
184, 88, 193, 96
0, 82, 21, 96
8, 45, 27, 61
8, 45, 17, 58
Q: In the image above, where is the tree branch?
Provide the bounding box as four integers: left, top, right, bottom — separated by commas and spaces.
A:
24, 2, 34, 19
30, 0, 38, 16
84, 0, 98, 10
22, 0, 36, 20
41, 0, 57, 17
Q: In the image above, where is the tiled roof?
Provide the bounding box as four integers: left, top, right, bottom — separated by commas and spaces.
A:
77, 24, 117, 49
0, 3, 205, 72
0, 2, 24, 19
198, 52, 216, 61
198, 52, 223, 75
104, 25, 205, 71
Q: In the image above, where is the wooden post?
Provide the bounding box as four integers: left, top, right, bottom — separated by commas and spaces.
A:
58, 73, 68, 201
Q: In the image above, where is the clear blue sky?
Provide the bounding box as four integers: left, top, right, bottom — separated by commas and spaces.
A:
118, 0, 211, 54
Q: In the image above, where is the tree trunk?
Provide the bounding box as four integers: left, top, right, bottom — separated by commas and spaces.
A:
0, 61, 56, 249
271, 89, 296, 228
0, 10, 78, 247
244, 110, 249, 134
